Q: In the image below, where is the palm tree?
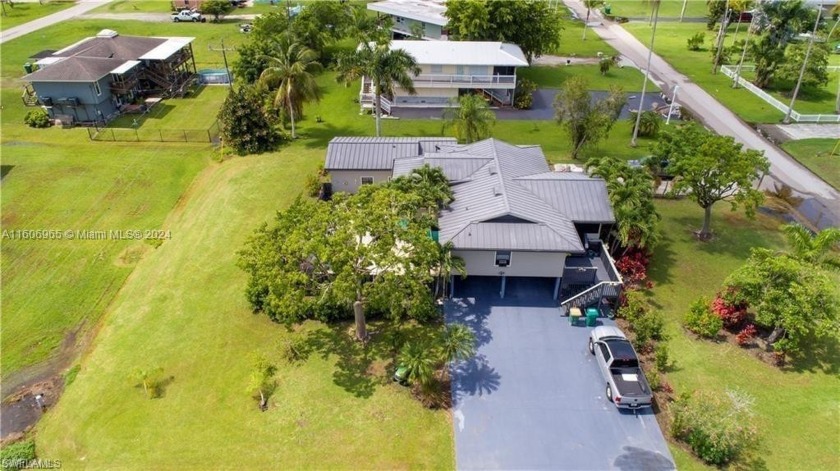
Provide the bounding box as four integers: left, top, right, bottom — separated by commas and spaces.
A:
435, 241, 466, 299
259, 35, 322, 139
442, 94, 496, 143
336, 43, 420, 137
439, 324, 476, 363
582, 0, 604, 40
631, 0, 661, 147
398, 340, 437, 386
782, 223, 840, 264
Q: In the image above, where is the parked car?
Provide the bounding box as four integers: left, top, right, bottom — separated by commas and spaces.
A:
172, 9, 206, 23
589, 326, 652, 410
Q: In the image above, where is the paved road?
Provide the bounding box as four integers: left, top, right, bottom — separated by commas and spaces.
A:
0, 1, 114, 44
447, 276, 674, 471
80, 12, 259, 22
563, 0, 840, 228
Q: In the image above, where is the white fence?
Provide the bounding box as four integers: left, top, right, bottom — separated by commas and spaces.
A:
720, 65, 840, 123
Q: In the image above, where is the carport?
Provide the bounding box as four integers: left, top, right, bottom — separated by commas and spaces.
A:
446, 277, 674, 470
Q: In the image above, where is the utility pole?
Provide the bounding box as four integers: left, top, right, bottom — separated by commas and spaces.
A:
208, 39, 235, 88
679, 0, 688, 22
631, 2, 660, 147
733, 11, 759, 88
666, 85, 680, 125
783, 4, 823, 124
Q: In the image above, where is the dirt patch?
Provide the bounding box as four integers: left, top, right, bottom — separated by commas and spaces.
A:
114, 243, 150, 267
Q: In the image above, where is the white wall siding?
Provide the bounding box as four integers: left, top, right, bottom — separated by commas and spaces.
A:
454, 250, 567, 277
329, 170, 392, 194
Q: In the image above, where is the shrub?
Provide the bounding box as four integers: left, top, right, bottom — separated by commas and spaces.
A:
647, 369, 661, 391
513, 78, 537, 110
684, 297, 723, 339
24, 109, 50, 128
0, 439, 36, 471
687, 32, 705, 51
64, 364, 81, 387
655, 342, 670, 371
711, 290, 749, 330
670, 389, 759, 465
736, 324, 757, 346
633, 310, 666, 350
628, 110, 661, 138
281, 336, 308, 364
304, 174, 321, 197
615, 249, 652, 290
617, 289, 647, 323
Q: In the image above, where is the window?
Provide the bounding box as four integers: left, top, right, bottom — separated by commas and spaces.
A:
598, 343, 611, 362
361, 176, 374, 185
93, 81, 102, 96
495, 250, 511, 267
431, 64, 443, 74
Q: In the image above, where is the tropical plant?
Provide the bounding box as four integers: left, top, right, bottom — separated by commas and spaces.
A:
398, 340, 437, 386
750, 0, 814, 88
443, 94, 496, 143
781, 223, 840, 264
687, 32, 705, 51
598, 54, 620, 75
335, 43, 420, 137
555, 78, 626, 159
777, 42, 831, 90
436, 241, 467, 299
631, 0, 661, 147
258, 34, 322, 139
684, 297, 723, 338
132, 366, 165, 398
628, 110, 661, 138
440, 323, 477, 363
247, 354, 277, 410
513, 78, 537, 109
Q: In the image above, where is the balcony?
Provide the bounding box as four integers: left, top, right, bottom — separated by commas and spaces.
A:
411, 74, 516, 88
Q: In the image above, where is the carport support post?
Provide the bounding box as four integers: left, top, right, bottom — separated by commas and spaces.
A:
450, 275, 455, 298
553, 277, 561, 300
500, 275, 507, 299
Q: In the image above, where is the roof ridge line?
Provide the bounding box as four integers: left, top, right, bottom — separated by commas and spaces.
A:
488, 139, 513, 216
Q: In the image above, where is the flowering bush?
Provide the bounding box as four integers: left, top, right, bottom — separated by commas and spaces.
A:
711, 290, 749, 330
616, 249, 654, 290
736, 324, 757, 346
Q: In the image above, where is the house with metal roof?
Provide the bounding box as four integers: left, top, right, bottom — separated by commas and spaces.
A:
21, 29, 196, 124
368, 0, 448, 40
359, 40, 528, 113
325, 137, 624, 309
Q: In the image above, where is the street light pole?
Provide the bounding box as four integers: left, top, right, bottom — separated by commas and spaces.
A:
666, 85, 680, 125
733, 11, 758, 88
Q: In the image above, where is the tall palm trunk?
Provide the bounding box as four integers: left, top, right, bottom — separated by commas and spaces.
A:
712, 0, 731, 74
783, 6, 822, 124
374, 86, 382, 137
631, 4, 659, 147
287, 80, 296, 139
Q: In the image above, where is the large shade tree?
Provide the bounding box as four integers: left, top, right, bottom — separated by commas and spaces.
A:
654, 125, 769, 239
443, 94, 496, 144
239, 186, 441, 341
554, 77, 626, 159
336, 43, 420, 137
258, 34, 322, 139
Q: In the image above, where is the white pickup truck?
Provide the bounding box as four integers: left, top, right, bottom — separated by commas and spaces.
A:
171, 9, 206, 23
589, 326, 653, 410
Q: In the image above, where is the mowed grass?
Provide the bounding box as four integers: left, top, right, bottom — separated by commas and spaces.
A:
648, 199, 840, 471
108, 85, 228, 130
605, 0, 709, 19
0, 0, 76, 31
555, 17, 619, 58
35, 138, 454, 470
623, 22, 840, 123
782, 138, 840, 190
91, 0, 174, 14
520, 64, 660, 91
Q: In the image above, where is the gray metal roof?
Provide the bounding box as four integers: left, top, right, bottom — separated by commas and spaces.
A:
325, 137, 457, 170
325, 137, 615, 253
24, 57, 124, 82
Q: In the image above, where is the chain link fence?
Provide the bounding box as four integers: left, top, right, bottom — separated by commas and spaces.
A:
87, 120, 220, 143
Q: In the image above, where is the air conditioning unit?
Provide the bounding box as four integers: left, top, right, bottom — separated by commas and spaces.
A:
67, 97, 80, 106
39, 96, 52, 106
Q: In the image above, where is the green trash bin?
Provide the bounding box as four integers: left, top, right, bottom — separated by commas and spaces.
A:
604, 4, 612, 15
585, 308, 599, 327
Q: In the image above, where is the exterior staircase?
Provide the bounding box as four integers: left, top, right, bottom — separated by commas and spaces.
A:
21, 85, 38, 106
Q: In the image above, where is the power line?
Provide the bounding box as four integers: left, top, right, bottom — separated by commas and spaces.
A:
208, 39, 235, 88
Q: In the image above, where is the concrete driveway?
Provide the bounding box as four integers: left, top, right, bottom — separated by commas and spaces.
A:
446, 276, 674, 471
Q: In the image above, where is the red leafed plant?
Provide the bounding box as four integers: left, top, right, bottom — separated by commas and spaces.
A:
615, 249, 652, 290
711, 290, 749, 330
736, 324, 757, 346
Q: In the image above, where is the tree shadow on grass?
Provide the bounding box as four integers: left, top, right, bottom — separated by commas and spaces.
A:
667, 213, 779, 259
784, 335, 840, 376
647, 230, 679, 290
0, 165, 13, 181
299, 322, 399, 398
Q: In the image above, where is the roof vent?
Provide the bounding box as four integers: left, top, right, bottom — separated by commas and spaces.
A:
96, 29, 119, 39
492, 186, 502, 197
488, 164, 497, 175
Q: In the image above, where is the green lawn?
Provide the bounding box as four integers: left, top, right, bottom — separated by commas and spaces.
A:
0, 1, 75, 31
520, 64, 660, 92
555, 17, 619, 58
108, 85, 228, 131
605, 0, 709, 19
648, 199, 840, 471
623, 22, 840, 123
782, 138, 840, 190
91, 0, 174, 14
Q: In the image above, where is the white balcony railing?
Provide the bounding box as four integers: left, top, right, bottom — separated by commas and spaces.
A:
412, 74, 516, 85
